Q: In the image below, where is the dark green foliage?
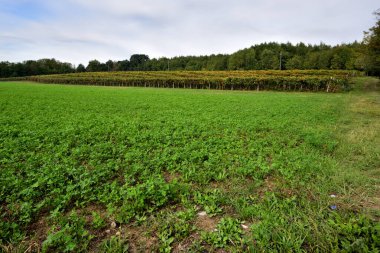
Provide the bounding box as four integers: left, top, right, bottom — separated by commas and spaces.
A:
364, 10, 380, 76
260, 49, 279, 69
76, 64, 86, 72
286, 55, 304, 69
129, 54, 150, 71
86, 60, 107, 72
0, 58, 74, 78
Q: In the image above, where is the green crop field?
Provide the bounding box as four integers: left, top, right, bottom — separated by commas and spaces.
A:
0, 78, 379, 252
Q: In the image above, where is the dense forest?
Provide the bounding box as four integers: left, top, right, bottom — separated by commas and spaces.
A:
1, 11, 379, 77
0, 42, 365, 77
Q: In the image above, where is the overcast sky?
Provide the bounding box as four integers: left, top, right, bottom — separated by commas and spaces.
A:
0, 0, 378, 65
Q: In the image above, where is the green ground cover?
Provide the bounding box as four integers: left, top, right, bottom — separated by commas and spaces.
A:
0, 78, 379, 252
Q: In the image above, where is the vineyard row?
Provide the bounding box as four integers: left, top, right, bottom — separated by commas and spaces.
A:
1, 70, 360, 92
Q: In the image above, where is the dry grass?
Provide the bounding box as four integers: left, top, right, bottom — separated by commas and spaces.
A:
333, 77, 380, 216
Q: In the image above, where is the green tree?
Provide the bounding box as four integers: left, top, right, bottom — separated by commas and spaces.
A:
86, 60, 103, 72
286, 55, 304, 69
129, 54, 150, 71
115, 60, 130, 71
331, 46, 353, 69
363, 10, 380, 75
76, 64, 86, 72
303, 52, 319, 69
244, 48, 256, 69
105, 60, 114, 71
206, 54, 228, 70
260, 49, 278, 69
185, 59, 202, 70
317, 51, 332, 69
0, 62, 11, 77
228, 50, 246, 70
354, 52, 370, 71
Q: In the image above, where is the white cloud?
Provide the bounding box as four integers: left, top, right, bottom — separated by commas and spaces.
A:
0, 0, 378, 65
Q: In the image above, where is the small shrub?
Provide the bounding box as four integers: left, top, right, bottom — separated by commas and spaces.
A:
329, 215, 380, 252
91, 211, 106, 229
42, 211, 93, 252
100, 236, 129, 253
202, 217, 244, 248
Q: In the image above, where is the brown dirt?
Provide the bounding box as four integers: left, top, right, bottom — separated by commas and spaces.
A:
256, 175, 278, 198
195, 214, 219, 232
76, 204, 113, 252
1, 211, 50, 252
261, 175, 297, 198
172, 232, 200, 253
124, 225, 158, 253
367, 196, 380, 211
163, 170, 181, 183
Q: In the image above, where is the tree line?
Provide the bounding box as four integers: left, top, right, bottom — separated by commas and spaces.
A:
1, 11, 379, 78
